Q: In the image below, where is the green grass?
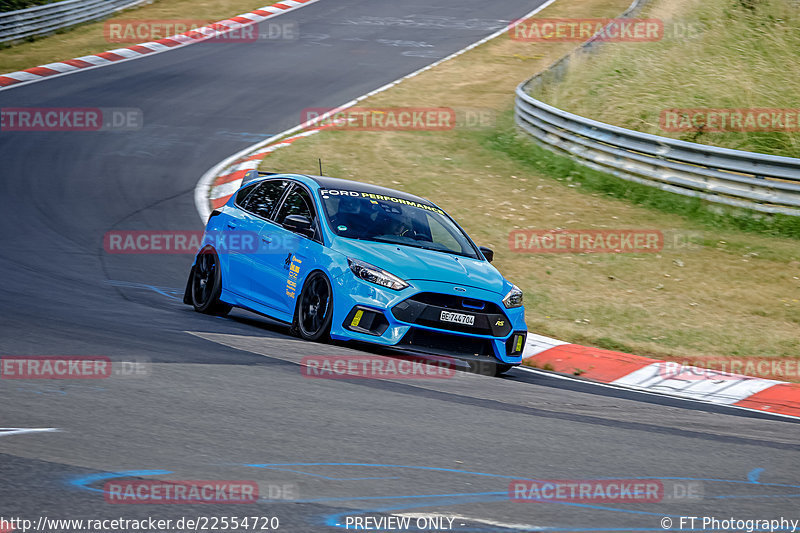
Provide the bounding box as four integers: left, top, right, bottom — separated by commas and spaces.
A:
532, 0, 800, 157
483, 113, 800, 240
0, 0, 276, 72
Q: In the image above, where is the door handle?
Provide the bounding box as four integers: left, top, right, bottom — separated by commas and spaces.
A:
227, 222, 237, 230
261, 235, 272, 244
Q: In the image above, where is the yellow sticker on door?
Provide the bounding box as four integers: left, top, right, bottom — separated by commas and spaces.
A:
286, 255, 303, 299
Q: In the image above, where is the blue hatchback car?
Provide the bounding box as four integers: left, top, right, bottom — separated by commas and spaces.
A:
184, 172, 527, 374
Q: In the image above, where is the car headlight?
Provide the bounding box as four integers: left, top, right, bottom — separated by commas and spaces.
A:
348, 258, 409, 291
503, 284, 524, 308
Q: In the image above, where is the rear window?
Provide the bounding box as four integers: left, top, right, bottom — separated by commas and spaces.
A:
240, 180, 288, 219
234, 183, 258, 205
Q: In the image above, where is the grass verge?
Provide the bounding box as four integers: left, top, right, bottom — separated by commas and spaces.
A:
0, 0, 278, 74
485, 117, 800, 240
531, 0, 800, 157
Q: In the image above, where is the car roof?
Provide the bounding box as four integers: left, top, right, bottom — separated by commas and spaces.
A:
254, 173, 436, 208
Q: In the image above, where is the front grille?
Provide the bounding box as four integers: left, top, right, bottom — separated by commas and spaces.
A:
406, 292, 504, 314
391, 292, 511, 337
398, 328, 495, 357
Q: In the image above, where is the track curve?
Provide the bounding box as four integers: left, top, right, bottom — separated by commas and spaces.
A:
0, 1, 798, 531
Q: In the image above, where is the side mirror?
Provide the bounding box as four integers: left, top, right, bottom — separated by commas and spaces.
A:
283, 214, 314, 238
479, 246, 494, 263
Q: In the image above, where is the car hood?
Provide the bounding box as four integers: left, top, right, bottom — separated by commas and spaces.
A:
332, 238, 508, 296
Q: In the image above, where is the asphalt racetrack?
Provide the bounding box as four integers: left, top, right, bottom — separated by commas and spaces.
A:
0, 0, 798, 531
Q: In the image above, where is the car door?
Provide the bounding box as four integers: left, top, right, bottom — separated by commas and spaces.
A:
233, 179, 290, 306
213, 182, 259, 297
253, 183, 325, 316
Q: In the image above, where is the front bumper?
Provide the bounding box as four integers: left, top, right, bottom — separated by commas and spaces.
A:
329, 277, 526, 364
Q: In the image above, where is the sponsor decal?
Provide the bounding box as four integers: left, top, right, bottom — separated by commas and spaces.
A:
319, 189, 445, 215
286, 254, 303, 300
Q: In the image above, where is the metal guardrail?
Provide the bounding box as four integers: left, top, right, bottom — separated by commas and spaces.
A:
0, 0, 151, 44
513, 2, 800, 216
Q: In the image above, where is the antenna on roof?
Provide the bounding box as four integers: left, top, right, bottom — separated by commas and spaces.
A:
318, 158, 323, 175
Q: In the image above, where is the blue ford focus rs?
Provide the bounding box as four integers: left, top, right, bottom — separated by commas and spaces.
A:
184, 172, 527, 374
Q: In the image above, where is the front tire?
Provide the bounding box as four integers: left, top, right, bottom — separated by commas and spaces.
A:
293, 271, 333, 342
190, 247, 232, 316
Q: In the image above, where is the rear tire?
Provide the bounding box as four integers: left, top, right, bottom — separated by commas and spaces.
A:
293, 271, 333, 342
190, 247, 232, 316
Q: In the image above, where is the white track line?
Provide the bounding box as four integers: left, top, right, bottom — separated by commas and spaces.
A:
515, 366, 798, 421
394, 513, 544, 532
0, 0, 322, 93
193, 0, 560, 221
0, 428, 60, 437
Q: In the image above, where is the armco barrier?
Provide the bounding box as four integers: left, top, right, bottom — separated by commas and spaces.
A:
513, 1, 800, 216
0, 0, 151, 44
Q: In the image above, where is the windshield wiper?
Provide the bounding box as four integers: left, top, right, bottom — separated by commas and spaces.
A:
371, 237, 474, 258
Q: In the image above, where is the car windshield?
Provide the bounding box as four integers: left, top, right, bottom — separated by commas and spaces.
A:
318, 188, 480, 259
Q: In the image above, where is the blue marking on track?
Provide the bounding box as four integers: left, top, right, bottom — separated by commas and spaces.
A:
68, 470, 172, 493
748, 467, 765, 483
242, 464, 800, 532
66, 463, 800, 532
106, 280, 182, 300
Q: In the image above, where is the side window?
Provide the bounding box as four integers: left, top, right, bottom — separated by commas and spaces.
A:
276, 186, 317, 237
241, 180, 288, 219
234, 183, 258, 206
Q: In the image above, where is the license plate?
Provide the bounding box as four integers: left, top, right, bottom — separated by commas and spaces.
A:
440, 310, 475, 326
